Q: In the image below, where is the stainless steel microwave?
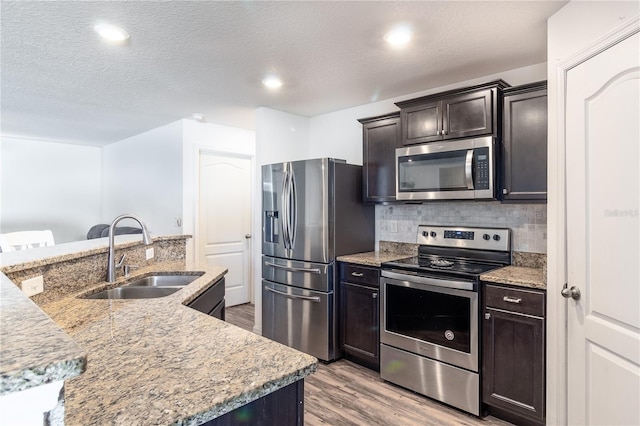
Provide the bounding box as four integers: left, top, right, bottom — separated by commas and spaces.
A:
396, 136, 495, 201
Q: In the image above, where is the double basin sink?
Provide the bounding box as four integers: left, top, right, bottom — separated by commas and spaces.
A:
84, 273, 202, 300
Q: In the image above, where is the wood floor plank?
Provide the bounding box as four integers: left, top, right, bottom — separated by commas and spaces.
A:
225, 303, 513, 426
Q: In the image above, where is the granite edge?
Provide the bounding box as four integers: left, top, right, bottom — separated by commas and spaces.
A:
0, 274, 87, 395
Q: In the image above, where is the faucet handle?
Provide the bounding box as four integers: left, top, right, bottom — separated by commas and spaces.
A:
123, 264, 139, 277
116, 254, 126, 268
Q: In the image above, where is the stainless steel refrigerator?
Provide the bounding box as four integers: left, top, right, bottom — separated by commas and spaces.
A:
262, 158, 374, 361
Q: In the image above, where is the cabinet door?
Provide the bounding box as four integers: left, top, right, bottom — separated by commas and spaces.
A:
443, 89, 493, 139
483, 308, 545, 424
362, 115, 401, 202
188, 278, 225, 315
502, 87, 547, 202
400, 100, 442, 145
340, 281, 379, 370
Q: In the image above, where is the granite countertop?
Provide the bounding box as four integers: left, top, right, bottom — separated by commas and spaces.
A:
37, 262, 317, 425
0, 274, 86, 395
337, 251, 411, 267
480, 266, 546, 290
339, 247, 546, 291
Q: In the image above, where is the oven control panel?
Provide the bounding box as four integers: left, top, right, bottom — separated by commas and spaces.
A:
418, 225, 510, 251
443, 230, 475, 240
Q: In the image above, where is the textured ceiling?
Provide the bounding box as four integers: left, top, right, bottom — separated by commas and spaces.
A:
1, 1, 567, 146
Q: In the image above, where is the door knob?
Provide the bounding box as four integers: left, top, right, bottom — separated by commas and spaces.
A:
561, 284, 581, 300
245, 234, 252, 239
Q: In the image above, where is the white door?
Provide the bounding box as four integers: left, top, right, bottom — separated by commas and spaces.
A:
198, 153, 252, 306
565, 32, 640, 425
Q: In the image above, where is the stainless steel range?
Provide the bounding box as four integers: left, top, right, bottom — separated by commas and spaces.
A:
380, 225, 511, 416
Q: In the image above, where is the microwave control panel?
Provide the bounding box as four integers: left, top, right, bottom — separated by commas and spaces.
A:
474, 147, 490, 190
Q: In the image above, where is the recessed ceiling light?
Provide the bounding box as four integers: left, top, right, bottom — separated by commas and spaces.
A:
262, 76, 283, 89
192, 113, 205, 121
384, 27, 412, 47
94, 23, 130, 43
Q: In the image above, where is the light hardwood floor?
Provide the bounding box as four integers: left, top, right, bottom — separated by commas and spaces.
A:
225, 303, 512, 426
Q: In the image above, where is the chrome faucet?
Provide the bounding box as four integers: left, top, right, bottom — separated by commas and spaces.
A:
106, 214, 152, 282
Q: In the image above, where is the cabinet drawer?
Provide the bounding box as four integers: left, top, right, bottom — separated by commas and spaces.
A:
340, 263, 380, 287
484, 284, 545, 317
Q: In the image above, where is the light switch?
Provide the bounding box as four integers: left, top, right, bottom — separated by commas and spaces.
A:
22, 276, 44, 297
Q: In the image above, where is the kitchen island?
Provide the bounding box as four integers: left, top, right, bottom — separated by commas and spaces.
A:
41, 262, 316, 425
1, 236, 316, 425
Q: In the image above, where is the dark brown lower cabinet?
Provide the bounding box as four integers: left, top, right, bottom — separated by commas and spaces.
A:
482, 283, 546, 425
340, 263, 380, 371
201, 380, 304, 426
188, 277, 225, 320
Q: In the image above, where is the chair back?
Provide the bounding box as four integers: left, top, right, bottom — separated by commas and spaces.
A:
0, 230, 55, 252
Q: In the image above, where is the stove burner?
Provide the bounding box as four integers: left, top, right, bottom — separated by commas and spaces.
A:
430, 259, 454, 269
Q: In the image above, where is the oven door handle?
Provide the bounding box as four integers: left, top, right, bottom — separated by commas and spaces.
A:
381, 270, 475, 291
465, 149, 474, 190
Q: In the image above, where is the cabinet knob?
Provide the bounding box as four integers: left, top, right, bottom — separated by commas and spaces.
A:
372, 293, 378, 299
502, 188, 509, 195
485, 313, 491, 320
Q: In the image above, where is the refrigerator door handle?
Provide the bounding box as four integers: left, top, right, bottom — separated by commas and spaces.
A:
289, 168, 297, 249
265, 286, 321, 302
281, 170, 290, 249
264, 261, 322, 274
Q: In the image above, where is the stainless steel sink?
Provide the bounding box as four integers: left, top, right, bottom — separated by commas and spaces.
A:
124, 274, 201, 288
83, 273, 203, 299
84, 286, 181, 299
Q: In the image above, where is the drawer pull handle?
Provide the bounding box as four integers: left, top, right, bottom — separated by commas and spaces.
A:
351, 272, 364, 277
503, 296, 522, 304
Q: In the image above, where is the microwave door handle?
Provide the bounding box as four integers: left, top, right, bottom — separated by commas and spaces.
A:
465, 149, 474, 190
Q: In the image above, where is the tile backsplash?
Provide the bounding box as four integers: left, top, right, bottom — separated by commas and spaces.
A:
376, 202, 547, 253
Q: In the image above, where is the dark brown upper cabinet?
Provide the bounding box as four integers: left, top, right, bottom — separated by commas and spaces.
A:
358, 112, 401, 203
501, 81, 548, 203
396, 80, 509, 146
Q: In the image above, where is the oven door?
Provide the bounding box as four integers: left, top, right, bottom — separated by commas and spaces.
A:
395, 136, 494, 201
380, 270, 479, 372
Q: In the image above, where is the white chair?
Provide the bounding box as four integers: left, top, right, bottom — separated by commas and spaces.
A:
0, 230, 55, 252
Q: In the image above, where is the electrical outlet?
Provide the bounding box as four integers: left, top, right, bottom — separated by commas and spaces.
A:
146, 247, 155, 260
21, 276, 44, 297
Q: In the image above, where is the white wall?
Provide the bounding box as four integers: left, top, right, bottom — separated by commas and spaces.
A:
308, 63, 547, 164
0, 137, 102, 243
181, 119, 256, 263
102, 121, 183, 236
255, 107, 310, 164
546, 2, 640, 424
